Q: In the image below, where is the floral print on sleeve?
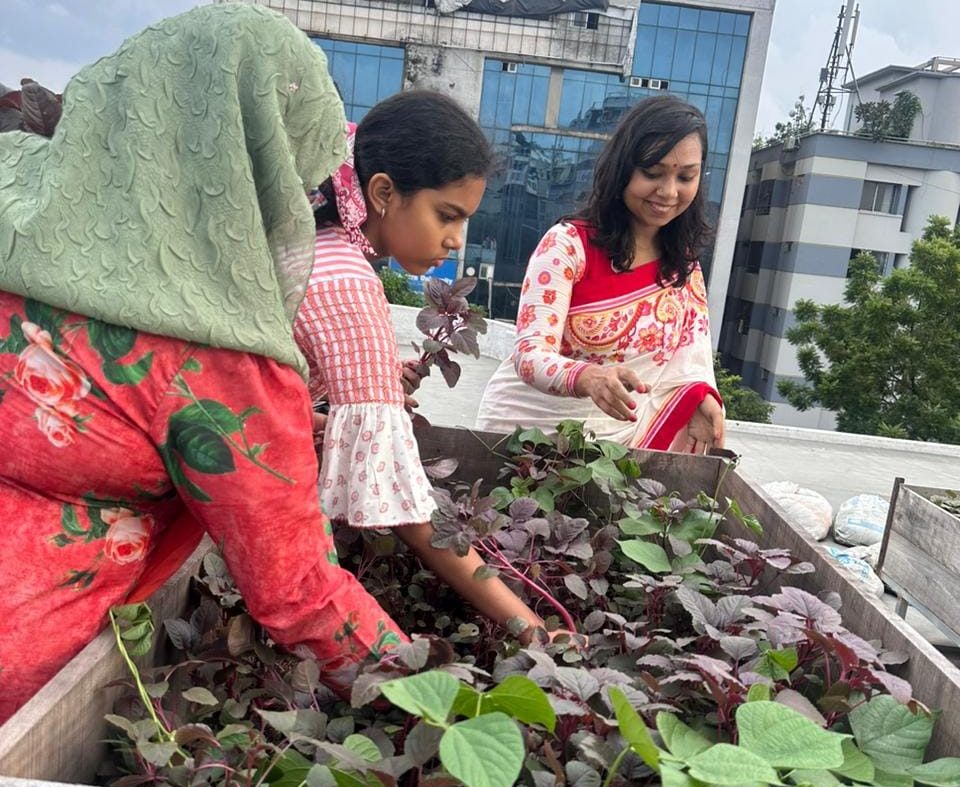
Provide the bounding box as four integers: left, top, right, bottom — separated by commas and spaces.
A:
512, 223, 592, 396
150, 348, 407, 682
0, 292, 405, 721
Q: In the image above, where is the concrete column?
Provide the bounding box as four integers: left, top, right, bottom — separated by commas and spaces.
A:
704, 0, 776, 349
402, 44, 486, 277
402, 44, 485, 119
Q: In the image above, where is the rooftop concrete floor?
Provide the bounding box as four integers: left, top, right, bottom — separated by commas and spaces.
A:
397, 326, 960, 655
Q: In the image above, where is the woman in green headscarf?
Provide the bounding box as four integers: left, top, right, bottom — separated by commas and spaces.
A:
0, 3, 405, 723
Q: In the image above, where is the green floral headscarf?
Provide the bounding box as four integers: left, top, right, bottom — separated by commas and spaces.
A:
0, 4, 346, 375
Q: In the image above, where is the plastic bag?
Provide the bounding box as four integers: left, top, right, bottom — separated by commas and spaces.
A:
827, 546, 885, 598
844, 542, 882, 568
833, 494, 889, 547
762, 481, 833, 541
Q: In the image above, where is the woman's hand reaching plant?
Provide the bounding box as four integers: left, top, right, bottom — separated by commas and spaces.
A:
573, 364, 649, 421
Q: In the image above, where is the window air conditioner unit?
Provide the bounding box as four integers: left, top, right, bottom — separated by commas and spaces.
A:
503, 62, 518, 74
628, 76, 643, 88
478, 263, 495, 281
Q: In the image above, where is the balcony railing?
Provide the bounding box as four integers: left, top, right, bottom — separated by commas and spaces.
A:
251, 0, 635, 71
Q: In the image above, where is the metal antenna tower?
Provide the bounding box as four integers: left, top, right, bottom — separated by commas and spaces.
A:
812, 0, 860, 130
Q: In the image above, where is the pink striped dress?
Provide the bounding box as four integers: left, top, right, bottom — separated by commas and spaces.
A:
293, 225, 436, 528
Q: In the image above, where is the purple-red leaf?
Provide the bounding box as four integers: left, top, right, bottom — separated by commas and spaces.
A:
438, 358, 461, 387
416, 307, 447, 335
450, 277, 478, 298
423, 457, 459, 479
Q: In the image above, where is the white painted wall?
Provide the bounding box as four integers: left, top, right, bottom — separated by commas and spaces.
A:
769, 401, 837, 430
903, 170, 960, 237
786, 204, 858, 246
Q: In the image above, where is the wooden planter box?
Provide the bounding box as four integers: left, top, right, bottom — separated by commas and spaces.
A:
877, 480, 960, 647
0, 542, 208, 784
3, 427, 960, 785
417, 427, 960, 759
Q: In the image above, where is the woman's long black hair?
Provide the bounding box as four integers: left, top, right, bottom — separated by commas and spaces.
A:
315, 90, 493, 226
570, 94, 713, 287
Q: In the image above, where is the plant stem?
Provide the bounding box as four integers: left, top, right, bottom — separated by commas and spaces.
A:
109, 609, 176, 745
602, 746, 631, 787
478, 539, 577, 632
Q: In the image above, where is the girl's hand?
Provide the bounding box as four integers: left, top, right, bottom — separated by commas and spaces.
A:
401, 359, 425, 396
312, 410, 328, 454
311, 410, 328, 439
573, 365, 649, 422
680, 395, 725, 454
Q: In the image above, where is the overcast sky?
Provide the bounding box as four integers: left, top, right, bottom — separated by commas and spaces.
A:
2, 0, 958, 136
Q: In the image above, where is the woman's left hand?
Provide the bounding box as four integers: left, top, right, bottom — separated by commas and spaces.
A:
681, 395, 725, 454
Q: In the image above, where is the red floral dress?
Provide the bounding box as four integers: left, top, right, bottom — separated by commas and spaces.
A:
0, 291, 405, 723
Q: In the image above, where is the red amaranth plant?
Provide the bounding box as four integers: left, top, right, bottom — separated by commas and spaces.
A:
0, 78, 62, 136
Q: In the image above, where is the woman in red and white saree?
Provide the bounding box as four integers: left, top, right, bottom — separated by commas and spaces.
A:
477, 95, 724, 453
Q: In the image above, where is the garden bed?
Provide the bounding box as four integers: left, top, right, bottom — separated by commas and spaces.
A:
0, 542, 209, 784
3, 426, 960, 786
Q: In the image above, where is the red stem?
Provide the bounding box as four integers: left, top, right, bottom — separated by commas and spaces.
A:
477, 538, 577, 632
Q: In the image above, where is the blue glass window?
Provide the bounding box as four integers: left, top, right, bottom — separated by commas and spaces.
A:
633, 25, 657, 75
726, 36, 748, 86
479, 60, 550, 132
698, 10, 720, 33
711, 34, 733, 86
313, 38, 404, 121
671, 30, 696, 82
658, 5, 680, 27
691, 32, 717, 83
652, 27, 677, 76
474, 5, 753, 315
679, 7, 699, 30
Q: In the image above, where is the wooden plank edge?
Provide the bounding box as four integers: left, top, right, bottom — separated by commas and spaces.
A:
0, 540, 210, 782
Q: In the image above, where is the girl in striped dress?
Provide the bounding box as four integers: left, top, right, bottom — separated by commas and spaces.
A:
294, 91, 555, 641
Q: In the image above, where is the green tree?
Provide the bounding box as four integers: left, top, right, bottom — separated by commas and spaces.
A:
714, 356, 774, 423
853, 90, 922, 141
377, 266, 425, 307
778, 216, 960, 443
754, 95, 814, 149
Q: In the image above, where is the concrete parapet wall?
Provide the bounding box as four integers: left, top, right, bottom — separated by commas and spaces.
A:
389, 304, 516, 361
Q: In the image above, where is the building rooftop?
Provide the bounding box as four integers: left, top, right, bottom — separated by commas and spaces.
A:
844, 56, 960, 89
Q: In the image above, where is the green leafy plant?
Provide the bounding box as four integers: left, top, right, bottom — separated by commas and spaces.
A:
105, 422, 953, 786
714, 355, 773, 423
854, 90, 922, 141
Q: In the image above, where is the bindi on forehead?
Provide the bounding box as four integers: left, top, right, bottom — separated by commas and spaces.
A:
653, 155, 701, 171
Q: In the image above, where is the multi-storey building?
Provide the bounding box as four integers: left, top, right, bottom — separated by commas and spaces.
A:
243, 0, 775, 328
720, 57, 960, 428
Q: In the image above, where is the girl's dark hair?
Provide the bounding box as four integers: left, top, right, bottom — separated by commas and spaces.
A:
315, 90, 493, 225
570, 94, 712, 287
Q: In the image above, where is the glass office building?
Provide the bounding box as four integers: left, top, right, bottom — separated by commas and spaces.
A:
313, 1, 752, 318
314, 39, 404, 121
